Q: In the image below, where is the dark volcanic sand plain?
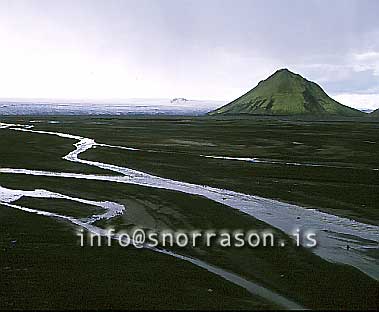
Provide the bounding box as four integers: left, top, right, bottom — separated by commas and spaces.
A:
0, 115, 378, 310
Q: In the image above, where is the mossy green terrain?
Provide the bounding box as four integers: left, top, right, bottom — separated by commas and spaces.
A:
209, 69, 365, 117
371, 108, 379, 117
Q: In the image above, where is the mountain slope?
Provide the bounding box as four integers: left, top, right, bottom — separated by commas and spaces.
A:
370, 108, 379, 117
209, 69, 364, 116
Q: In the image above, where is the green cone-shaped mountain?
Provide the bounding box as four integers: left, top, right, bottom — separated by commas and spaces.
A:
370, 108, 379, 116
209, 69, 364, 116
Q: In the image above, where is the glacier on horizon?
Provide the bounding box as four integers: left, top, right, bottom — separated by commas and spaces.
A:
0, 98, 224, 116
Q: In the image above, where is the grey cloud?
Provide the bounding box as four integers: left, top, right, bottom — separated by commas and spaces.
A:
0, 0, 378, 107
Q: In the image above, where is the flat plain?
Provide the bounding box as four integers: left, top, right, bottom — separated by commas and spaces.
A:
0, 115, 378, 310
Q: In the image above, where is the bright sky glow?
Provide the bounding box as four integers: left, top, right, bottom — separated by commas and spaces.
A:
0, 0, 378, 109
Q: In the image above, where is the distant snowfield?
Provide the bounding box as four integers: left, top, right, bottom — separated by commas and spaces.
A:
0, 98, 225, 115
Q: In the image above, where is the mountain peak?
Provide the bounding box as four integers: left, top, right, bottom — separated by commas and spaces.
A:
209, 69, 364, 117
276, 68, 291, 73
269, 68, 303, 81
273, 68, 297, 75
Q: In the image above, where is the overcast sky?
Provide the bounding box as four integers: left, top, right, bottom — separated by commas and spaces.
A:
0, 0, 378, 109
